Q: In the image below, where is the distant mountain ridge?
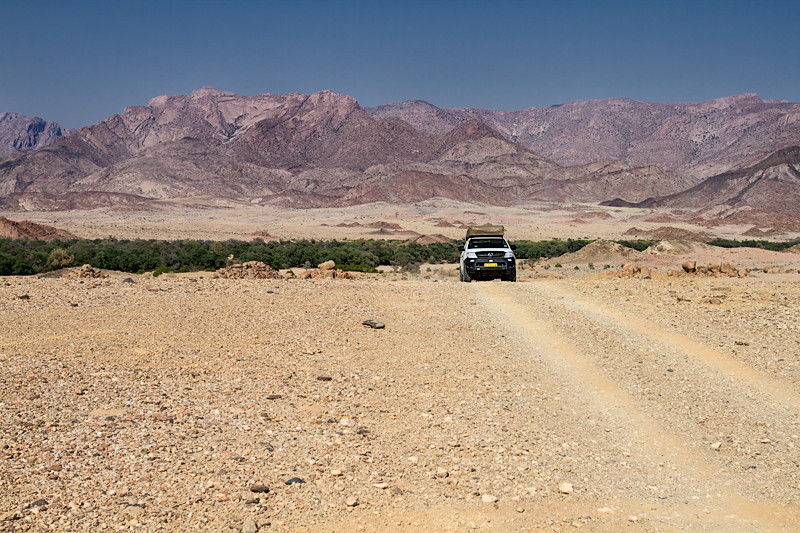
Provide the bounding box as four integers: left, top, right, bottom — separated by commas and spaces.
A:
603, 146, 800, 217
366, 93, 800, 180
0, 113, 74, 157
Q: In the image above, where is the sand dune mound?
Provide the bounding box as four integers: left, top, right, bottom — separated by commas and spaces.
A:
624, 226, 713, 242
783, 244, 800, 254
643, 240, 714, 255
554, 239, 643, 263
405, 234, 452, 245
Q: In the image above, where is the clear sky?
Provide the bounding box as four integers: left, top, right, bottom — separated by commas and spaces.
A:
2, 0, 798, 129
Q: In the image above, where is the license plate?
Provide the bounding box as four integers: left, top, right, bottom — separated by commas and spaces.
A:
484, 263, 497, 267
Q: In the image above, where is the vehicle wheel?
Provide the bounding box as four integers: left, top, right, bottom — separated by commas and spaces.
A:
461, 269, 471, 282
502, 270, 516, 282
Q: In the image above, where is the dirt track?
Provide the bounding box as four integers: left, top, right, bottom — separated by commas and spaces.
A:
1, 274, 799, 532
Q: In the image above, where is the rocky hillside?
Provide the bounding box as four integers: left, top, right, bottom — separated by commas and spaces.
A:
0, 216, 77, 241
367, 94, 800, 180
0, 112, 74, 157
603, 147, 800, 217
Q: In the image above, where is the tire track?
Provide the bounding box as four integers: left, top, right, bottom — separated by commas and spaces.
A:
474, 281, 800, 531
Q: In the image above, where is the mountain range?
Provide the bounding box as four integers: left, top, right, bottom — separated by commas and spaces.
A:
0, 88, 798, 215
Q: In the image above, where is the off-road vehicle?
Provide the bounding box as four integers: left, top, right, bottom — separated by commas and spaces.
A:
458, 225, 516, 282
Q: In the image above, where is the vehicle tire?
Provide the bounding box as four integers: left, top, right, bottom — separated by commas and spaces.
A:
461, 268, 471, 282
502, 270, 516, 282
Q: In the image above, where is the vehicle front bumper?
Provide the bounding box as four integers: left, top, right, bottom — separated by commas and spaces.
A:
465, 257, 515, 276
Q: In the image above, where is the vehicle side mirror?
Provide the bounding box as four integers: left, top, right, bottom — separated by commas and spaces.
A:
511, 244, 517, 250
458, 246, 465, 252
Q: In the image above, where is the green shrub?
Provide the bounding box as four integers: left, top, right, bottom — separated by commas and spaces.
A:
152, 266, 176, 277
554, 263, 562, 268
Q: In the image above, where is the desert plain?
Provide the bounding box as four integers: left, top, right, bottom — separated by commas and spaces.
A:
2, 202, 800, 533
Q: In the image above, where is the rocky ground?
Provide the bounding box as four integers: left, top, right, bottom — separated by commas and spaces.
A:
1, 271, 799, 532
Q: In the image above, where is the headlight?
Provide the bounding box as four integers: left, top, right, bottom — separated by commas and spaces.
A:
504, 252, 514, 258
467, 252, 477, 258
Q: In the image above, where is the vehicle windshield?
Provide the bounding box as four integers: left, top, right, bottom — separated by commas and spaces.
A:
467, 238, 509, 249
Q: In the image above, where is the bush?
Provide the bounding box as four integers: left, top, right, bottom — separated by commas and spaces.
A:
47, 248, 74, 269
554, 263, 562, 268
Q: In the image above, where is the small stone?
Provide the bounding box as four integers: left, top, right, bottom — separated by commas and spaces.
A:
338, 419, 355, 427
242, 517, 258, 533
390, 486, 403, 496
525, 486, 537, 495
31, 499, 48, 507
515, 507, 525, 513
345, 497, 359, 507
90, 408, 127, 417
0, 511, 20, 522
362, 319, 385, 329
481, 494, 497, 503
711, 442, 722, 451
316, 376, 333, 381
16, 294, 30, 300
435, 467, 449, 478
266, 394, 282, 400
331, 469, 343, 476
285, 477, 305, 485
372, 483, 388, 489
628, 516, 639, 523
598, 507, 614, 514
408, 456, 419, 465
761, 438, 772, 444
249, 485, 270, 493
558, 482, 574, 494
122, 505, 145, 517
122, 278, 134, 283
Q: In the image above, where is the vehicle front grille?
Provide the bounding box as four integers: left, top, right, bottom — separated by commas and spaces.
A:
475, 251, 506, 258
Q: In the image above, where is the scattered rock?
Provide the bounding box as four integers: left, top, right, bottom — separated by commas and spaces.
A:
285, 477, 305, 485
345, 497, 359, 507
122, 505, 145, 517
249, 485, 270, 493
362, 319, 385, 329
214, 262, 282, 280
558, 482, 574, 494
711, 442, 722, 451
318, 260, 336, 271
242, 517, 258, 533
481, 494, 497, 503
65, 264, 108, 279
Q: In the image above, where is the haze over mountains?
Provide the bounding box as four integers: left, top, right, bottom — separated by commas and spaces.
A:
0, 88, 798, 215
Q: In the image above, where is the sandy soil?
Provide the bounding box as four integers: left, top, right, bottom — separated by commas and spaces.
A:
4, 201, 799, 243
1, 270, 799, 532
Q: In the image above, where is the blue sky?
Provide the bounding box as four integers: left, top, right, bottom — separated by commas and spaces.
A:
2, 0, 798, 128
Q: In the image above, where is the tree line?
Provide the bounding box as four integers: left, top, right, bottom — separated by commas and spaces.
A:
0, 236, 796, 276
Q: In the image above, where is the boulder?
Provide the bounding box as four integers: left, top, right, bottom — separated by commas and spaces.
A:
682, 261, 696, 273
318, 260, 336, 271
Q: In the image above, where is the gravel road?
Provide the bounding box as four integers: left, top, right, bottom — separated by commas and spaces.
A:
1, 273, 798, 532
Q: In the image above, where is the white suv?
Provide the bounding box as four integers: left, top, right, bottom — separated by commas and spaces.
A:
458, 226, 516, 282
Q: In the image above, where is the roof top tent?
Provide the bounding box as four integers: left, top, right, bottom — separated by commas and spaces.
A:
466, 225, 505, 239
